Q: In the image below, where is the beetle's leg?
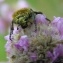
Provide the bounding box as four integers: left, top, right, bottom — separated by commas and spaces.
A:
34, 19, 37, 32
9, 21, 14, 40
33, 14, 37, 32
34, 11, 43, 14
45, 18, 50, 22
34, 11, 51, 22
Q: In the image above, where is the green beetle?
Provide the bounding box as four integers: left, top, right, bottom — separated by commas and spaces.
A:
10, 8, 50, 40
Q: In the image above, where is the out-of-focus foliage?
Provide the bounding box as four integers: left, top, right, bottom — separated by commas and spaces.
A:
5, 0, 17, 5
0, 34, 7, 61
27, 0, 63, 19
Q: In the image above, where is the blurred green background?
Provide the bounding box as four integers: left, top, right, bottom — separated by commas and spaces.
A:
0, 0, 63, 61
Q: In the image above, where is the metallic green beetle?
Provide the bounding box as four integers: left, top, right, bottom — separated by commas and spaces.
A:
10, 8, 50, 40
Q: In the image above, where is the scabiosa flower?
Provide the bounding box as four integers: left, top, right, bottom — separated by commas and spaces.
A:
15, 35, 30, 51
5, 7, 63, 63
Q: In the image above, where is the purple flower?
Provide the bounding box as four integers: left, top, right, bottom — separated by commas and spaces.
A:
5, 40, 12, 53
51, 17, 63, 40
15, 35, 30, 51
4, 35, 12, 53
35, 14, 49, 25
0, 0, 4, 3
47, 51, 53, 59
47, 44, 63, 62
54, 44, 63, 57
29, 52, 37, 61
15, 44, 22, 49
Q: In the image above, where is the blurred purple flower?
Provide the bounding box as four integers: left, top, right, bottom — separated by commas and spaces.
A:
16, 0, 29, 10
35, 14, 49, 25
0, 18, 6, 34
0, 3, 13, 34
29, 52, 37, 61
47, 44, 63, 62
0, 0, 4, 3
15, 35, 30, 51
0, 3, 13, 22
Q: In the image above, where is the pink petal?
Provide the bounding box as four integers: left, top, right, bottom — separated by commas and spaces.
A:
35, 14, 49, 25
4, 35, 9, 41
